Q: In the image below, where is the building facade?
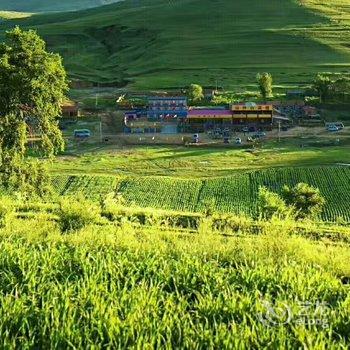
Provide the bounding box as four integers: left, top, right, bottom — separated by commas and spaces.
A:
231, 103, 273, 128
147, 97, 188, 121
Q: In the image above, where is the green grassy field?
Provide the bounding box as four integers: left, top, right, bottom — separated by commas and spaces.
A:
44, 144, 350, 222
0, 196, 349, 348
1, 0, 350, 89
49, 144, 350, 177
0, 0, 123, 13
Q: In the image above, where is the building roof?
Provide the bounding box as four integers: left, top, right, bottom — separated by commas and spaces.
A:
233, 103, 273, 107
188, 109, 232, 116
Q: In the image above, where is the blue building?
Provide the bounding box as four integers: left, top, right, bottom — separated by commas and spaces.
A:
147, 97, 188, 121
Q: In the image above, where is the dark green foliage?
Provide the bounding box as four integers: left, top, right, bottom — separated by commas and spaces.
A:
0, 27, 68, 195
313, 74, 332, 103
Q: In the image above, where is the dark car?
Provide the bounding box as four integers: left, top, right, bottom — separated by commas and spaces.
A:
252, 131, 266, 139
74, 129, 91, 139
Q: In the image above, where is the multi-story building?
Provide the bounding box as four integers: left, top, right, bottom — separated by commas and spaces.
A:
231, 103, 273, 129
147, 97, 188, 121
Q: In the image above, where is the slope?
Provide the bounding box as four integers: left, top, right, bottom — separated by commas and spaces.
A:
1, 0, 350, 89
0, 0, 123, 13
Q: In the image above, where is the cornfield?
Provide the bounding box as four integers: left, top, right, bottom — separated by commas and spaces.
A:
52, 166, 350, 222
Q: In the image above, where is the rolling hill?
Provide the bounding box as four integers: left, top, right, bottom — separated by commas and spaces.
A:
1, 0, 350, 89
0, 0, 123, 13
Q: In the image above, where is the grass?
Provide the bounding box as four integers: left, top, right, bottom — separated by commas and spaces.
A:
1, 0, 350, 89
48, 144, 350, 177
0, 196, 349, 348
0, 0, 123, 13
0, 11, 33, 19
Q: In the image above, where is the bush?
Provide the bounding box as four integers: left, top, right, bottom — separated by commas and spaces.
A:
281, 183, 326, 219
0, 197, 15, 227
258, 187, 291, 220
58, 196, 101, 232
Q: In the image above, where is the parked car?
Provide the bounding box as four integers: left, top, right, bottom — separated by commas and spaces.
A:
326, 125, 339, 132
248, 126, 256, 133
74, 129, 91, 138
242, 127, 249, 133
235, 137, 242, 145
252, 131, 266, 139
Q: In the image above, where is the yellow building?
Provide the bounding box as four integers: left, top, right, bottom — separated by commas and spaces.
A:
232, 103, 273, 121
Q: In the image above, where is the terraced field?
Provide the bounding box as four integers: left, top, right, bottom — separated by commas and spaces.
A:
53, 166, 350, 222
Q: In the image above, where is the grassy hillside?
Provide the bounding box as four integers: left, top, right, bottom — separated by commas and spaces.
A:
0, 196, 349, 348
1, 0, 350, 89
0, 0, 123, 13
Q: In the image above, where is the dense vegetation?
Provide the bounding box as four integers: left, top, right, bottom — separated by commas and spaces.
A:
0, 195, 348, 348
1, 0, 350, 88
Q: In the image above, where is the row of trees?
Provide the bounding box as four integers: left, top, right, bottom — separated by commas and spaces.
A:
312, 74, 350, 103
190, 72, 350, 105
187, 73, 273, 104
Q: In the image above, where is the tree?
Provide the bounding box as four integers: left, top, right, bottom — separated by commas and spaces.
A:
256, 73, 273, 100
0, 27, 68, 193
312, 74, 332, 103
188, 84, 204, 103
330, 77, 350, 102
281, 183, 326, 219
258, 186, 290, 219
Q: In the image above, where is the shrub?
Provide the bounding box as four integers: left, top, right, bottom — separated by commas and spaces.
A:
58, 196, 101, 232
281, 183, 326, 219
258, 186, 291, 220
0, 196, 15, 227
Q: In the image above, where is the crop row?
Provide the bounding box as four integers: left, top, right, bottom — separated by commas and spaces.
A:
51, 167, 350, 222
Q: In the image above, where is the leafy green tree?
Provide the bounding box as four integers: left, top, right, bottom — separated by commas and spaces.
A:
330, 77, 350, 102
281, 183, 326, 219
313, 74, 332, 103
256, 73, 273, 100
188, 84, 204, 103
258, 186, 290, 219
0, 27, 68, 193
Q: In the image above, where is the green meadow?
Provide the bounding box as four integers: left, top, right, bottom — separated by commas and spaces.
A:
44, 144, 350, 222
1, 0, 350, 89
0, 195, 348, 348
0, 0, 123, 13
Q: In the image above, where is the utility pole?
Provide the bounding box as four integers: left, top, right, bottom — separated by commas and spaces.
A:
278, 121, 281, 143
100, 117, 103, 143
95, 83, 99, 109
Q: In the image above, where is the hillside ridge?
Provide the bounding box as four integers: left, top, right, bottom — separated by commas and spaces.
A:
1, 0, 350, 88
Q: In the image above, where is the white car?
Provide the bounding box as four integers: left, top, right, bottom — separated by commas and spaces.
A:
235, 137, 242, 145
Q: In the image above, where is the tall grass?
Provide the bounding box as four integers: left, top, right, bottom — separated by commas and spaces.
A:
0, 196, 348, 348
